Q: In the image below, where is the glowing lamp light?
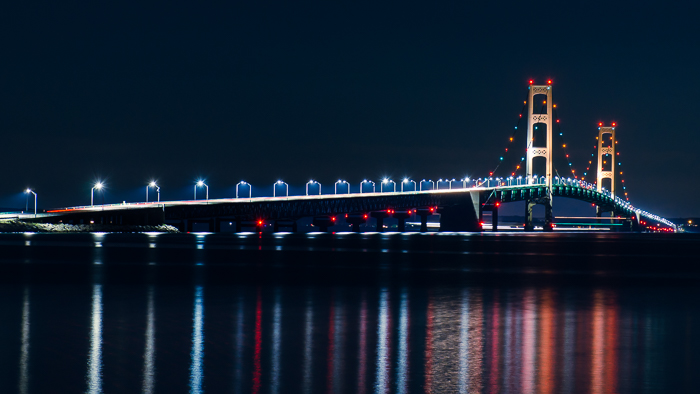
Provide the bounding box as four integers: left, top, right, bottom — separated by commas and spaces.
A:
258, 220, 263, 225
26, 188, 31, 193
363, 214, 368, 219
331, 217, 336, 222
149, 181, 156, 187
612, 122, 616, 126
196, 180, 204, 187
94, 182, 103, 190
547, 80, 552, 84
598, 122, 603, 126
529, 80, 534, 84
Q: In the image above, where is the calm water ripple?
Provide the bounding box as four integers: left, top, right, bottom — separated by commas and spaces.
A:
0, 232, 698, 393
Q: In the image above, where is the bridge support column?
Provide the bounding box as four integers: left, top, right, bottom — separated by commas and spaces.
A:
345, 215, 367, 232
393, 211, 412, 232
313, 216, 334, 232
544, 203, 553, 232
209, 218, 221, 232
371, 211, 390, 232
525, 200, 535, 231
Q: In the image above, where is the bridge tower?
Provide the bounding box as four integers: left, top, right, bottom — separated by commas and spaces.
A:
524, 81, 553, 231
596, 123, 616, 217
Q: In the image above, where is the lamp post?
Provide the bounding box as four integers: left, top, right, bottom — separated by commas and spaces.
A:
360, 180, 375, 193
306, 180, 321, 196
401, 178, 416, 192
334, 180, 349, 194
448, 178, 458, 189
147, 181, 160, 202
25, 189, 37, 217
381, 178, 395, 193
420, 179, 435, 191
236, 181, 251, 198
194, 180, 208, 200
461, 177, 470, 188
91, 182, 103, 206
273, 180, 288, 197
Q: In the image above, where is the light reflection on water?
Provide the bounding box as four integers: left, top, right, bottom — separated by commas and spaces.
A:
2, 232, 700, 393
2, 282, 699, 393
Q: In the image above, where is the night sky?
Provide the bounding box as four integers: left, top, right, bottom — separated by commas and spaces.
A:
2, 1, 698, 217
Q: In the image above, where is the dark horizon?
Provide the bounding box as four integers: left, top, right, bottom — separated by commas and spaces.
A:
2, 1, 698, 217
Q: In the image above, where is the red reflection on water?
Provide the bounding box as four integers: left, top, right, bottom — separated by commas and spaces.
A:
538, 288, 555, 394
591, 289, 605, 394
253, 289, 262, 394
604, 290, 619, 393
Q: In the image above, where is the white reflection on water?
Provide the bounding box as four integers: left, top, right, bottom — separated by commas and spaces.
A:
302, 293, 314, 394
189, 286, 204, 394
18, 288, 30, 394
357, 293, 368, 394
521, 289, 536, 394
374, 288, 390, 394
458, 288, 469, 393
87, 284, 103, 394
332, 294, 345, 394
396, 288, 409, 394
271, 289, 281, 394
142, 286, 156, 394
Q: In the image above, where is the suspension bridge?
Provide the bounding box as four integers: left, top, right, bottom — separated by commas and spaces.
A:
11, 82, 676, 232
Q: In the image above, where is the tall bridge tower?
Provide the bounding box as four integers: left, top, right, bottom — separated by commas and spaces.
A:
596, 123, 616, 217
524, 81, 553, 231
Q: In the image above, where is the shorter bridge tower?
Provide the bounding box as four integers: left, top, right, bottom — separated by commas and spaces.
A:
596, 123, 616, 217
524, 80, 554, 231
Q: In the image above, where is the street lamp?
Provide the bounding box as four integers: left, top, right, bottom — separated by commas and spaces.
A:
381, 178, 396, 193
147, 181, 160, 202
401, 178, 417, 192
25, 189, 37, 217
448, 178, 458, 189
360, 180, 375, 193
334, 180, 349, 194
420, 179, 435, 191
194, 180, 208, 200
273, 180, 288, 197
306, 180, 321, 196
236, 181, 251, 198
91, 182, 103, 206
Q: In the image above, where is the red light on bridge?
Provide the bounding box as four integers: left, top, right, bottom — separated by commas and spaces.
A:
363, 214, 368, 219
345, 214, 348, 218
480, 222, 484, 226
599, 122, 603, 126
612, 122, 616, 126
331, 217, 336, 221
547, 80, 552, 85
429, 207, 434, 212
529, 80, 534, 84
495, 202, 500, 207
257, 220, 262, 225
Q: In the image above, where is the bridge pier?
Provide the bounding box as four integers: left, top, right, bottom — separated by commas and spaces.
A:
313, 216, 335, 232
345, 214, 367, 232
525, 198, 553, 231
273, 220, 297, 232
371, 211, 390, 232
393, 210, 412, 232
481, 203, 499, 232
